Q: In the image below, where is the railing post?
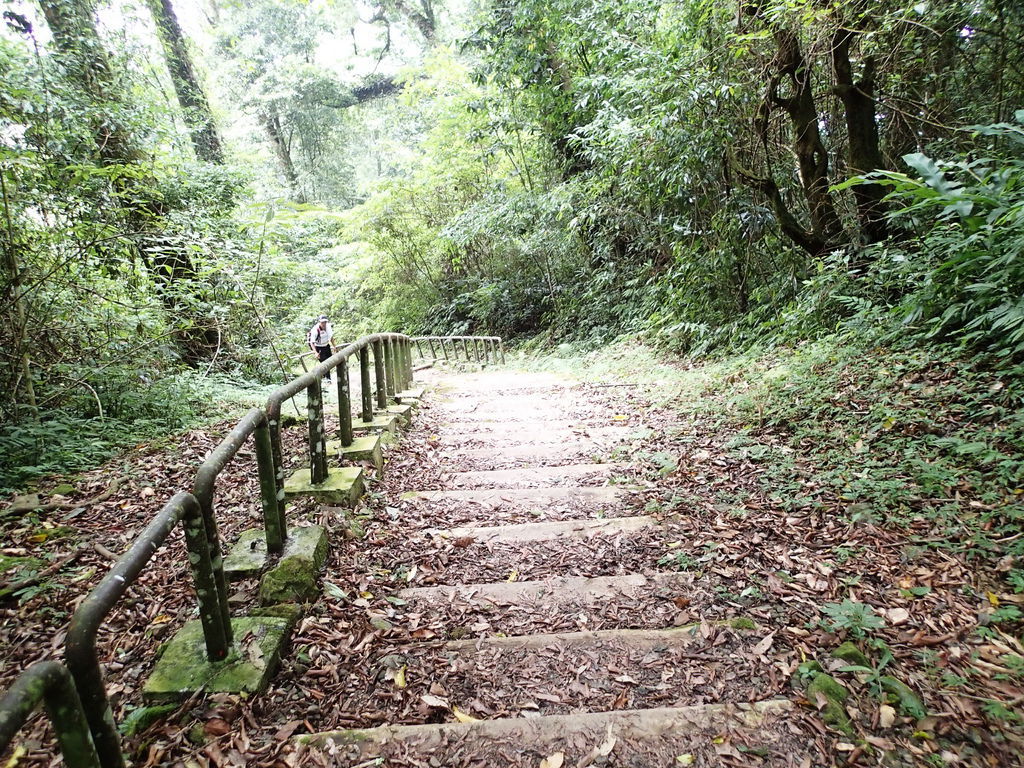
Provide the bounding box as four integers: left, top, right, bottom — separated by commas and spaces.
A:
405, 339, 414, 387
427, 337, 437, 360
384, 337, 396, 397
498, 338, 506, 364
254, 421, 285, 554
181, 500, 231, 660
191, 495, 232, 653
307, 379, 328, 484
360, 345, 373, 422
482, 337, 491, 364
373, 339, 387, 410
0, 662, 101, 768
440, 338, 450, 362
415, 338, 425, 359
462, 337, 470, 360
265, 400, 287, 528
338, 356, 353, 447
65, 493, 217, 768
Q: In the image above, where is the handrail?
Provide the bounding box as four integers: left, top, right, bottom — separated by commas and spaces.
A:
412, 335, 505, 365
0, 661, 100, 768
11, 331, 430, 767
65, 492, 219, 768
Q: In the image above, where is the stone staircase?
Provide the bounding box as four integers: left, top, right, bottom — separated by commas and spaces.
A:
300, 369, 801, 765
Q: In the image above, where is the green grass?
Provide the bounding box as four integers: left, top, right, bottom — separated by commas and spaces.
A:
532, 331, 1024, 588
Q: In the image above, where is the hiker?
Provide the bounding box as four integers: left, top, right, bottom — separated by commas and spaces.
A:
308, 315, 334, 382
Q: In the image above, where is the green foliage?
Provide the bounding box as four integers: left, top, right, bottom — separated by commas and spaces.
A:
820, 600, 886, 639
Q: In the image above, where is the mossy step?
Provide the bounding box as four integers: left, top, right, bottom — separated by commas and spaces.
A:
352, 412, 399, 436
143, 616, 290, 703
259, 525, 329, 605
385, 404, 414, 425
394, 387, 425, 403
326, 434, 384, 471
284, 466, 364, 507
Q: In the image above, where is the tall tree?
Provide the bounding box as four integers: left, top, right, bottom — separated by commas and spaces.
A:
145, 0, 225, 164
36, 0, 218, 363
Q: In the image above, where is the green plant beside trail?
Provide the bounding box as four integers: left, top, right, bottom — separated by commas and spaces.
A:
531, 331, 1024, 597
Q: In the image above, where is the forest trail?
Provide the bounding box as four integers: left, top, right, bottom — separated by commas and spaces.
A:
290, 368, 812, 766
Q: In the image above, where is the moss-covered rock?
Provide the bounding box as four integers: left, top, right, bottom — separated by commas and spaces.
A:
729, 617, 757, 630
880, 676, 927, 718
143, 616, 290, 703
120, 703, 178, 737
832, 641, 872, 668
805, 673, 853, 736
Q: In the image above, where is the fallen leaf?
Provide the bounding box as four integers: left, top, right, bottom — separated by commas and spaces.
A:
539, 752, 564, 768
203, 718, 231, 737
420, 694, 449, 709
879, 704, 896, 728
751, 632, 775, 656
452, 706, 478, 723
393, 665, 407, 689
676, 756, 694, 766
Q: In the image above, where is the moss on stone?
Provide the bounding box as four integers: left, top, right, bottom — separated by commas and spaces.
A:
805, 673, 853, 736
143, 616, 290, 703
880, 676, 927, 718
251, 602, 304, 630
119, 703, 178, 737
283, 467, 364, 507
729, 617, 757, 630
832, 641, 872, 668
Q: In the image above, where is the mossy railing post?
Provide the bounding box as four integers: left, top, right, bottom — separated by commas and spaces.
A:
427, 337, 437, 360
415, 338, 425, 359
359, 346, 373, 422
403, 339, 413, 388
384, 338, 396, 397
0, 661, 101, 768
254, 421, 285, 553
307, 379, 328, 484
498, 338, 506, 364
66, 492, 222, 768
338, 356, 353, 447
440, 338, 450, 362
461, 337, 470, 360
482, 338, 490, 365
451, 337, 460, 361
373, 339, 387, 410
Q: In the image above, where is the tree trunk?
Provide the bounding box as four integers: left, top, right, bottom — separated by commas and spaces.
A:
0, 172, 38, 421
768, 27, 844, 247
833, 24, 888, 244
261, 107, 307, 203
37, 0, 216, 364
145, 0, 224, 164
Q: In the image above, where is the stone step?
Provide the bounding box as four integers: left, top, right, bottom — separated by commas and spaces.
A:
429, 424, 643, 444
300, 700, 794, 761
446, 442, 603, 463
447, 463, 626, 489
442, 624, 742, 653
398, 572, 690, 607
401, 486, 630, 509
426, 515, 656, 544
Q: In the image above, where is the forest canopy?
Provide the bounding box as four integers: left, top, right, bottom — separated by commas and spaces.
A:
2, 0, 1023, 487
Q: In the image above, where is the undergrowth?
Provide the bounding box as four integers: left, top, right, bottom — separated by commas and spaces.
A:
535, 331, 1024, 591
0, 372, 274, 493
